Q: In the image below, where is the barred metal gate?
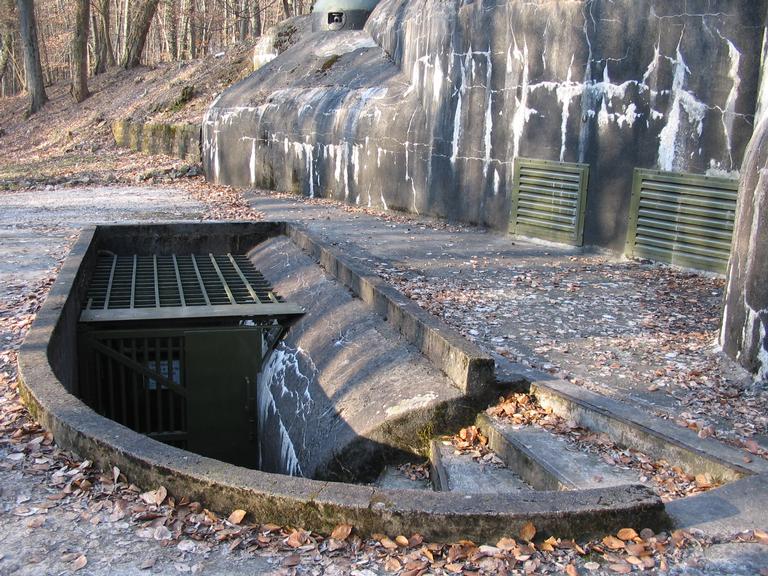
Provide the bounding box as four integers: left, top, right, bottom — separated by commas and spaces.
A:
77, 252, 303, 468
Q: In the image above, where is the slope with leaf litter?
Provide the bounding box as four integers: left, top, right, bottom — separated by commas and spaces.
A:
0, 40, 256, 188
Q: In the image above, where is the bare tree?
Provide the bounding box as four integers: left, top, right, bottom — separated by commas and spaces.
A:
92, 0, 115, 74
15, 0, 47, 115
120, 0, 160, 68
70, 0, 89, 101
0, 0, 14, 86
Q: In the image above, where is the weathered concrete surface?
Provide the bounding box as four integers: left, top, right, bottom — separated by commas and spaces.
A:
721, 118, 768, 383
284, 223, 495, 395
249, 234, 468, 480
429, 439, 530, 494
112, 119, 201, 162
205, 0, 765, 251
478, 412, 646, 492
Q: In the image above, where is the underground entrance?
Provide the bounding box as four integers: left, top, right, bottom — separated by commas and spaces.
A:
77, 251, 303, 468
18, 221, 768, 542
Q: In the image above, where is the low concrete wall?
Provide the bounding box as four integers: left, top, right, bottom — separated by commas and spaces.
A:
17, 221, 667, 541
112, 119, 201, 163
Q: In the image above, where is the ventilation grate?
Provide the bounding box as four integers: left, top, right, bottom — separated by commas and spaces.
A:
625, 169, 738, 274
81, 253, 303, 322
508, 157, 590, 246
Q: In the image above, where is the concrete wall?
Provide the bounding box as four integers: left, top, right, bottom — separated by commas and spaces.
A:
204, 0, 766, 251
113, 120, 201, 163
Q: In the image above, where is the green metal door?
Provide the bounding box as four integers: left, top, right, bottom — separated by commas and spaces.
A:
185, 327, 263, 468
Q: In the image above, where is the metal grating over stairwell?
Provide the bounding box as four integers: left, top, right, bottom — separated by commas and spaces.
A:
78, 251, 303, 468
625, 169, 739, 274
82, 253, 303, 322
508, 157, 590, 246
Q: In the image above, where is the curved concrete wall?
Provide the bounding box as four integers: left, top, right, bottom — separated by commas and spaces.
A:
204, 0, 766, 250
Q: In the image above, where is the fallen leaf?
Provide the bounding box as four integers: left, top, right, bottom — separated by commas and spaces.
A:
282, 554, 300, 567
286, 529, 308, 548
139, 557, 157, 570
519, 522, 536, 542
27, 516, 45, 529
584, 561, 600, 571
384, 557, 402, 572
380, 536, 398, 550
602, 535, 625, 550
71, 555, 87, 572
395, 535, 410, 547
608, 564, 631, 574
331, 523, 352, 540
617, 528, 638, 541
566, 564, 578, 576
496, 537, 517, 550
227, 509, 246, 525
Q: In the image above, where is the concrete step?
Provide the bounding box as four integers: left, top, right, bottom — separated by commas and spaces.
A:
373, 464, 431, 490
429, 439, 532, 493
477, 412, 645, 491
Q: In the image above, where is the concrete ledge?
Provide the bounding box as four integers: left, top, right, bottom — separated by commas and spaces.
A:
285, 223, 495, 396
16, 222, 668, 542
112, 119, 201, 163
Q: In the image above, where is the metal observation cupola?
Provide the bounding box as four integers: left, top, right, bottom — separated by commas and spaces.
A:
311, 0, 380, 31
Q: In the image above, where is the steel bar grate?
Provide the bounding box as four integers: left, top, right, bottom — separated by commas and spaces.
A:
81, 253, 303, 322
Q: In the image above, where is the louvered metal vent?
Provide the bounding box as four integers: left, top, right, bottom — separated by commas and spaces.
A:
625, 169, 738, 274
81, 253, 303, 322
508, 157, 590, 246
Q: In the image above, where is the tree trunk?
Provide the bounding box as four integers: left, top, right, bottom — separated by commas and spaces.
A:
92, 0, 114, 74
15, 0, 47, 115
120, 0, 160, 68
282, 0, 290, 20
164, 0, 178, 60
70, 0, 89, 102
251, 0, 261, 38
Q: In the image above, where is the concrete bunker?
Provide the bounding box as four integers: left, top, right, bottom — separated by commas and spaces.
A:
18, 221, 768, 541
311, 0, 380, 32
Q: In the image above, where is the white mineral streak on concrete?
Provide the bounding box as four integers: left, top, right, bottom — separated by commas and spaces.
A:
482, 49, 494, 178
380, 190, 388, 210
258, 342, 319, 476
385, 392, 438, 418
556, 57, 581, 161
657, 40, 707, 171
352, 143, 361, 187
433, 55, 444, 104
510, 34, 530, 159
450, 48, 471, 165
493, 169, 500, 195
721, 36, 741, 169
250, 139, 257, 185
334, 143, 343, 183
756, 31, 768, 125
344, 141, 351, 200
292, 141, 315, 197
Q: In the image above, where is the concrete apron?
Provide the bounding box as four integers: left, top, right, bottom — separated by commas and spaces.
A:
17, 220, 759, 541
